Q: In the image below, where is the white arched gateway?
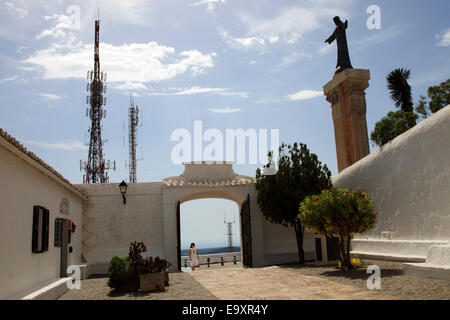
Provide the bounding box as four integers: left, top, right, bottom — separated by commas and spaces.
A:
77, 162, 314, 274
162, 162, 259, 271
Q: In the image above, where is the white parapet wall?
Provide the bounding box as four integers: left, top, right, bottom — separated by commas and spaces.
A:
332, 105, 450, 261
403, 245, 450, 281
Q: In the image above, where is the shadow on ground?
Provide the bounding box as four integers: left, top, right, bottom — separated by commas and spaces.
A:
276, 262, 404, 280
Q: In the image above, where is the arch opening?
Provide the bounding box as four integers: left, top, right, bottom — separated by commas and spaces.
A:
178, 197, 242, 272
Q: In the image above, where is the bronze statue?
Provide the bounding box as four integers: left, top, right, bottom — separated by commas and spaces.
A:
325, 16, 353, 73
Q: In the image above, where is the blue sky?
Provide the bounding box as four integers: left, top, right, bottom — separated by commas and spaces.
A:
1, 1, 449, 248
1, 0, 449, 182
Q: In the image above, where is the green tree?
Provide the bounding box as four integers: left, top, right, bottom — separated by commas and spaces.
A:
387, 68, 414, 114
415, 79, 450, 118
299, 188, 376, 270
255, 143, 332, 263
370, 110, 418, 147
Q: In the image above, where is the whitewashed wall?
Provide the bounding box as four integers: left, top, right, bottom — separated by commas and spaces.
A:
75, 182, 165, 274
76, 164, 303, 274
332, 105, 450, 258
0, 142, 84, 299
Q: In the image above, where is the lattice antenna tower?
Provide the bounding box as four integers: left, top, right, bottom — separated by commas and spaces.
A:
80, 18, 116, 183
224, 209, 235, 252
128, 93, 142, 183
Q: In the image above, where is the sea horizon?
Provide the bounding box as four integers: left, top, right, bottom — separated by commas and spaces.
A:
180, 246, 240, 256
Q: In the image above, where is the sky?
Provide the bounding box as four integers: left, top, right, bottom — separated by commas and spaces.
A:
1, 1, 449, 248
181, 198, 239, 249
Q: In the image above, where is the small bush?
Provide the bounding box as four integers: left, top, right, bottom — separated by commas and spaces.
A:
338, 255, 363, 269
107, 256, 131, 289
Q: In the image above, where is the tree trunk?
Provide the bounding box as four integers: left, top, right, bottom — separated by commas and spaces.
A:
339, 235, 353, 270
346, 235, 352, 263
294, 221, 305, 264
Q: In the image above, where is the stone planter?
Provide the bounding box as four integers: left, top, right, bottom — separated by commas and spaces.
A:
139, 272, 165, 292
164, 270, 169, 286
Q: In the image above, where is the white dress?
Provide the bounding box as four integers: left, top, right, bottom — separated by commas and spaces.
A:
189, 248, 199, 267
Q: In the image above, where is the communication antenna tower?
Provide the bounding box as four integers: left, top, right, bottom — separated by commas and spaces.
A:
80, 18, 116, 183
224, 209, 236, 253
128, 93, 142, 182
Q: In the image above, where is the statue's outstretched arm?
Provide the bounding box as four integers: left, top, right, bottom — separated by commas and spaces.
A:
344, 20, 348, 29
325, 31, 336, 44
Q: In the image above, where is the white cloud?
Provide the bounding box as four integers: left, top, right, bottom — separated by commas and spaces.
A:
219, 2, 349, 50
191, 0, 226, 13
287, 90, 322, 101
351, 23, 410, 48
37, 12, 77, 40
148, 86, 248, 98
436, 28, 450, 47
22, 41, 216, 83
5, 1, 28, 18
278, 51, 311, 68
0, 76, 18, 84
208, 107, 242, 114
24, 140, 87, 151
111, 81, 150, 92
39, 93, 62, 101
217, 27, 265, 51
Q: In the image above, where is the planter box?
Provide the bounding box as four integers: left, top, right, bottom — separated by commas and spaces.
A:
164, 270, 169, 286
117, 274, 139, 292
139, 272, 165, 292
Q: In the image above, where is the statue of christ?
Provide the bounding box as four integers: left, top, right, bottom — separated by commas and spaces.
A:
325, 16, 353, 73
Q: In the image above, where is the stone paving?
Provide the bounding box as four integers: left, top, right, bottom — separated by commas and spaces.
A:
289, 259, 450, 300
189, 265, 397, 300
58, 260, 450, 300
58, 272, 217, 300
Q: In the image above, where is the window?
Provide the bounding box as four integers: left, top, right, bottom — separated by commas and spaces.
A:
54, 218, 62, 247
32, 206, 49, 253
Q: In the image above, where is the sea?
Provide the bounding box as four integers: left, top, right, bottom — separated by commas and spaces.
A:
180, 246, 240, 256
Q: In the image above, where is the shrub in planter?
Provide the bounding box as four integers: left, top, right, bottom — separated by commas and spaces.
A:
298, 188, 376, 270
107, 256, 137, 291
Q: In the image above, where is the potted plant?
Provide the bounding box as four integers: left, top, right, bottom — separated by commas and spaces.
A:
107, 256, 139, 292
138, 256, 165, 292
154, 256, 171, 286
127, 241, 171, 292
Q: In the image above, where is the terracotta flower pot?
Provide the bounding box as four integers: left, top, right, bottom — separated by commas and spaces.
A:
139, 272, 165, 292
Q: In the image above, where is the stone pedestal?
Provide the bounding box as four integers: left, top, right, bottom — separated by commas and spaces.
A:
323, 69, 370, 172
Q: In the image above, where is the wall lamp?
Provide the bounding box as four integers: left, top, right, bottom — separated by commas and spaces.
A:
119, 180, 128, 204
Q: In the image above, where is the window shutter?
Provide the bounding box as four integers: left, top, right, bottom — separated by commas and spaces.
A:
43, 209, 49, 251
32, 206, 39, 253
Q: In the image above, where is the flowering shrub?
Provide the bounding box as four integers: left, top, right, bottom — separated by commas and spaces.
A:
298, 188, 376, 270
128, 241, 171, 275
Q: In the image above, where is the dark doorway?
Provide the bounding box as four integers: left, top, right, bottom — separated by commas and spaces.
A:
176, 201, 181, 272
60, 219, 69, 277
240, 194, 252, 267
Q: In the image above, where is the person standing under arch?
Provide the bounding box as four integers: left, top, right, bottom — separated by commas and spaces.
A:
189, 242, 200, 271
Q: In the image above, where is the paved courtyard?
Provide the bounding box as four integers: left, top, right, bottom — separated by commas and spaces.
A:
59, 260, 450, 300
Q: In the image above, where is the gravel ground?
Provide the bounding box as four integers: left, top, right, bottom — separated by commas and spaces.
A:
280, 259, 450, 300
58, 272, 217, 300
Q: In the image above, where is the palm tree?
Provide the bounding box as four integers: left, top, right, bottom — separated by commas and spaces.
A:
386, 68, 414, 113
